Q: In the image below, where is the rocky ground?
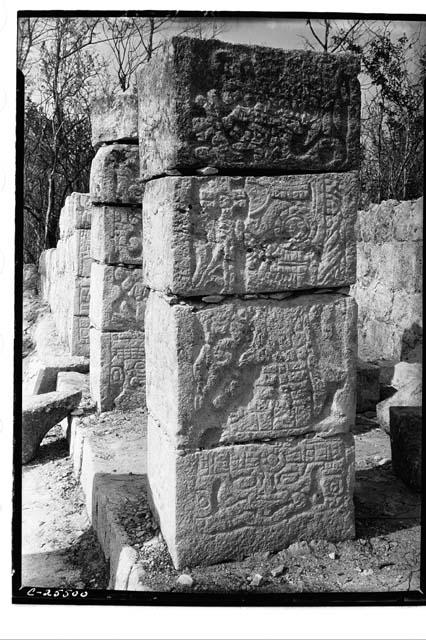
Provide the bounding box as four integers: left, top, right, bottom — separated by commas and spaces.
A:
20, 276, 421, 594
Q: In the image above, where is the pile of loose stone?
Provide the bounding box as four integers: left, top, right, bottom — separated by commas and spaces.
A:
138, 37, 361, 568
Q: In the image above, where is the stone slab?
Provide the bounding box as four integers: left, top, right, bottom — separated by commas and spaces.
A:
143, 173, 358, 296
90, 262, 146, 332
73, 277, 90, 316
389, 406, 422, 492
138, 36, 360, 179
59, 192, 92, 239
356, 359, 380, 413
147, 416, 355, 569
22, 389, 82, 463
91, 89, 138, 148
90, 328, 145, 412
145, 291, 356, 450
90, 144, 143, 205
91, 206, 143, 265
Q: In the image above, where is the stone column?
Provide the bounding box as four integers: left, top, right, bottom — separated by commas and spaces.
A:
39, 192, 92, 357
139, 37, 360, 568
89, 90, 146, 411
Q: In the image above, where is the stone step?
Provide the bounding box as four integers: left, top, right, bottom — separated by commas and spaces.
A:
65, 408, 147, 589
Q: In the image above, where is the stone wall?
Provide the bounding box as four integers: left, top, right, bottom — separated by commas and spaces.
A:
140, 37, 360, 569
39, 193, 92, 356
352, 198, 423, 363
89, 89, 147, 412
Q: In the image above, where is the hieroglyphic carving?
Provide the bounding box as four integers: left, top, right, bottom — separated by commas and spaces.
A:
143, 173, 358, 296
90, 262, 146, 331
91, 206, 142, 265
59, 192, 92, 239
145, 291, 356, 449
69, 315, 90, 357
73, 277, 90, 316
90, 328, 145, 412
138, 37, 360, 178
90, 144, 142, 205
147, 416, 355, 568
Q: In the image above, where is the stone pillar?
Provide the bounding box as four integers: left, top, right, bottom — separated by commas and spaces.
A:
352, 197, 423, 363
39, 192, 92, 357
89, 90, 146, 411
140, 37, 360, 568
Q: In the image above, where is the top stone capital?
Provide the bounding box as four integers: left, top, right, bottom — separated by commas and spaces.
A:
138, 36, 360, 179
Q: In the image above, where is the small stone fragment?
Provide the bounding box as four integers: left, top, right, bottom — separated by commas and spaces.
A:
71, 408, 84, 416
250, 574, 263, 586
271, 565, 285, 578
196, 166, 218, 175
328, 551, 337, 560
176, 574, 193, 587
201, 295, 225, 303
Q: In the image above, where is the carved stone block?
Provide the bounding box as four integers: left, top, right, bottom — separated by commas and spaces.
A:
69, 315, 90, 357
90, 328, 145, 412
59, 192, 92, 239
145, 291, 356, 450
72, 229, 91, 277
91, 89, 138, 148
143, 173, 358, 295
90, 262, 146, 331
147, 416, 355, 568
91, 206, 142, 265
90, 144, 143, 205
138, 37, 360, 179
73, 277, 90, 317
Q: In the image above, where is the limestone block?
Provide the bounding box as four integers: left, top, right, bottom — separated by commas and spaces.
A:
59, 193, 92, 239
73, 277, 90, 316
356, 197, 423, 243
90, 328, 145, 412
72, 229, 91, 277
90, 145, 143, 205
69, 315, 90, 357
90, 262, 146, 331
22, 389, 82, 463
138, 37, 360, 178
147, 416, 355, 568
390, 406, 422, 492
91, 206, 142, 265
91, 89, 138, 148
356, 359, 380, 413
143, 173, 358, 296
145, 291, 356, 450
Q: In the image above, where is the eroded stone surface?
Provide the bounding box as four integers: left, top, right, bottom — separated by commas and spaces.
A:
147, 416, 355, 568
90, 144, 143, 205
138, 37, 360, 179
69, 315, 90, 357
390, 406, 422, 492
59, 192, 92, 238
143, 173, 358, 295
22, 389, 82, 463
91, 206, 142, 265
90, 262, 146, 331
73, 277, 90, 316
90, 328, 145, 412
91, 89, 138, 148
351, 198, 423, 363
145, 291, 356, 449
